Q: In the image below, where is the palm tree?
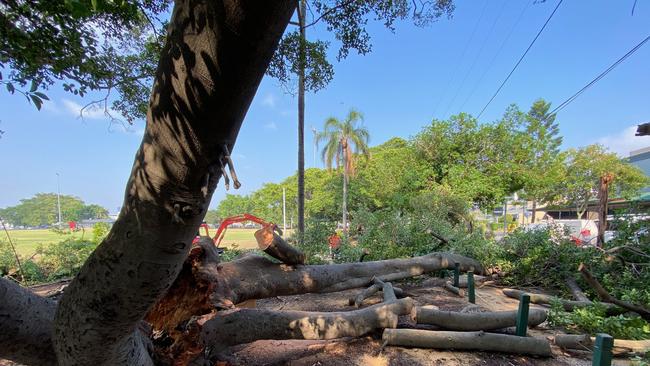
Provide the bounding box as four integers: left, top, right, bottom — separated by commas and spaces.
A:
317, 109, 370, 236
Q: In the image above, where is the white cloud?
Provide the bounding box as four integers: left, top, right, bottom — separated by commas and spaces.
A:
596, 125, 650, 157
261, 93, 276, 108
62, 99, 111, 120
264, 121, 278, 130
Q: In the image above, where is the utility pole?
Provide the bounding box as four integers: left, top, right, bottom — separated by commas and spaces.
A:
282, 187, 287, 237
296, 0, 306, 244
56, 173, 62, 229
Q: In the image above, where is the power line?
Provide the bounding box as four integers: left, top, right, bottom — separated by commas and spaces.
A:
459, 0, 532, 112
442, 0, 509, 118
476, 0, 563, 119
431, 0, 489, 118
549, 34, 650, 116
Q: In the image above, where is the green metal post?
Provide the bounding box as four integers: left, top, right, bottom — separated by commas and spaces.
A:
515, 293, 530, 336
592, 333, 613, 366
453, 262, 460, 287
467, 270, 475, 304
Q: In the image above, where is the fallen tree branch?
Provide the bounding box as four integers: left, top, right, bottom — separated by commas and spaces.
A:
443, 281, 464, 297
565, 277, 590, 302
554, 334, 650, 356
578, 263, 650, 321
501, 288, 622, 315
413, 308, 547, 331
348, 279, 405, 307
254, 226, 305, 265
200, 297, 414, 355
382, 329, 552, 357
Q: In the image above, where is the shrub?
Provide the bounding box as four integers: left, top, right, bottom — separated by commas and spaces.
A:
92, 222, 110, 243
37, 239, 98, 280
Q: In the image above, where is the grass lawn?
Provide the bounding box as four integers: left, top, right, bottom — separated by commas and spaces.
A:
3, 227, 270, 257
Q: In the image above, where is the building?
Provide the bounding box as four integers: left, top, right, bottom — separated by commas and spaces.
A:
629, 146, 650, 192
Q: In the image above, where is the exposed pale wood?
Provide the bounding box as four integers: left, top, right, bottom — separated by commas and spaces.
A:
555, 334, 650, 355
382, 329, 552, 357
255, 226, 306, 265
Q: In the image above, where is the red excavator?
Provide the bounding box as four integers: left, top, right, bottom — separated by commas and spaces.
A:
192, 213, 282, 248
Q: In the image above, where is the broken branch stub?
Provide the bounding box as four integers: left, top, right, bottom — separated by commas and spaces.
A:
254, 226, 305, 265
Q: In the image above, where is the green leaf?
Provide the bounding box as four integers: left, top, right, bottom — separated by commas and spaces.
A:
30, 80, 37, 92
91, 0, 98, 10
30, 95, 43, 110
33, 92, 49, 100
6, 83, 14, 94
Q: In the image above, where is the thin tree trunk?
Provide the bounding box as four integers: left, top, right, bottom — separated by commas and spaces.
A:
342, 159, 348, 237
531, 200, 537, 223
297, 0, 306, 243
597, 174, 612, 246
51, 1, 296, 364
413, 307, 547, 331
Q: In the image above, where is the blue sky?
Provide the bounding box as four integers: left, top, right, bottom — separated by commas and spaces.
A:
1, 0, 649, 213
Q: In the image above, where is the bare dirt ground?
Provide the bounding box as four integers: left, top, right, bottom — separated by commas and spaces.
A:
216, 276, 623, 366
2, 276, 635, 366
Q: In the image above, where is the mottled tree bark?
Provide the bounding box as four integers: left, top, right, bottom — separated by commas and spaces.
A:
0, 277, 57, 365
51, 1, 296, 364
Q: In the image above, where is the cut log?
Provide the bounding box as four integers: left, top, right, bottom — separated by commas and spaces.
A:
255, 226, 305, 265
565, 277, 590, 302
502, 288, 622, 315
443, 281, 465, 297
382, 329, 552, 357
456, 274, 488, 288
554, 334, 650, 356
578, 263, 650, 321
414, 308, 547, 331
200, 297, 414, 354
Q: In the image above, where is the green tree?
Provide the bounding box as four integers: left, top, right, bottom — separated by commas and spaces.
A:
520, 99, 565, 222
317, 109, 370, 235
560, 144, 648, 219
414, 111, 530, 208
0, 194, 108, 227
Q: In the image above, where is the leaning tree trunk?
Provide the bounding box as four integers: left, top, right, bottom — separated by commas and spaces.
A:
49, 1, 297, 365
531, 200, 537, 223
296, 0, 307, 244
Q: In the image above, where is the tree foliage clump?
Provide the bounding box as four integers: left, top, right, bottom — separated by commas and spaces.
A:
0, 193, 108, 227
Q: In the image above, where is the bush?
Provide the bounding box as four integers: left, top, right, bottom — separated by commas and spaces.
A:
92, 222, 110, 243
296, 217, 337, 264
499, 226, 599, 290
548, 299, 650, 340
37, 239, 98, 280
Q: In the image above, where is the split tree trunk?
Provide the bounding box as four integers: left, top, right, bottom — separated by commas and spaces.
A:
413, 307, 548, 331
50, 1, 297, 364
145, 241, 483, 362
597, 174, 612, 246
382, 329, 552, 357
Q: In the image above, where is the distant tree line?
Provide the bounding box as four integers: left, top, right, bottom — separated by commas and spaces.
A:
0, 193, 108, 227
207, 98, 647, 225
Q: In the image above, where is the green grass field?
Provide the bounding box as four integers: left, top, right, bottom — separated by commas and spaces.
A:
3, 228, 266, 257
